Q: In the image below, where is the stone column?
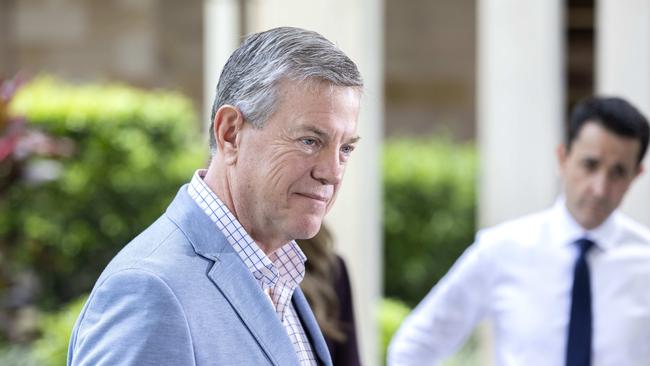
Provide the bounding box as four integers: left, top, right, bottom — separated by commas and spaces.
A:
245, 2, 384, 364
596, 0, 650, 225
477, 0, 564, 227
203, 0, 241, 129
477, 0, 565, 363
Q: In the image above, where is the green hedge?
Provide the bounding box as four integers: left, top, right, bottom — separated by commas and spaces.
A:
32, 295, 87, 366
378, 298, 411, 365
383, 138, 477, 306
2, 77, 204, 317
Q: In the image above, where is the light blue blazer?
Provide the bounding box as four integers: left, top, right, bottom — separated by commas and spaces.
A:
67, 185, 332, 366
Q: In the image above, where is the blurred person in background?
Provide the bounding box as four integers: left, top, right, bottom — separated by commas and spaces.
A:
67, 26, 363, 366
388, 96, 650, 366
298, 225, 362, 366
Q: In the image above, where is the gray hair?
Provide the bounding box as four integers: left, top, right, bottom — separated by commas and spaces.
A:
209, 26, 363, 155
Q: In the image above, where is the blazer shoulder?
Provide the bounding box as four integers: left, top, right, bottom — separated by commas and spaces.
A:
69, 269, 195, 365
98, 214, 187, 277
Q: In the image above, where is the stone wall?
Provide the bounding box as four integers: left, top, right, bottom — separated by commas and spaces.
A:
2, 0, 479, 139
385, 0, 476, 140
1, 0, 204, 121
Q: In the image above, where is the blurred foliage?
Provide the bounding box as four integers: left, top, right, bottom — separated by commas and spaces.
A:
378, 298, 411, 365
0, 76, 204, 342
383, 137, 477, 306
0, 345, 38, 366
32, 295, 87, 366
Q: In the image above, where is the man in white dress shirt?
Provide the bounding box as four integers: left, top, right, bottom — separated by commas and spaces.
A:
388, 96, 650, 366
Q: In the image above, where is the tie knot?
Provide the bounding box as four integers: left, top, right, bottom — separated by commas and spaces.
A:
575, 238, 595, 254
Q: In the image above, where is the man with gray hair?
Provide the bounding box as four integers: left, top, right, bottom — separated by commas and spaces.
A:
67, 27, 363, 366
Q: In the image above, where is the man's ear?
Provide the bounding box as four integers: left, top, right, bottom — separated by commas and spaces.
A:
634, 163, 645, 179
557, 143, 568, 163
213, 105, 245, 165
556, 144, 568, 176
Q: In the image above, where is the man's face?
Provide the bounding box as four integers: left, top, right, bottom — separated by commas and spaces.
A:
232, 82, 360, 249
558, 121, 642, 229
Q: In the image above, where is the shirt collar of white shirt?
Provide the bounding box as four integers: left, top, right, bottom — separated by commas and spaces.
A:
551, 196, 621, 251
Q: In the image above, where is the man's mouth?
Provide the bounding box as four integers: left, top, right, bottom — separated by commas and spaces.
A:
296, 192, 329, 203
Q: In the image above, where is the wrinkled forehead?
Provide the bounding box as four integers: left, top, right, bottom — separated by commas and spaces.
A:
273, 80, 360, 138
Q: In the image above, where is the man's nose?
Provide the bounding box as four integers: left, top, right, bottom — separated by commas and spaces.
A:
591, 172, 609, 197
312, 147, 344, 185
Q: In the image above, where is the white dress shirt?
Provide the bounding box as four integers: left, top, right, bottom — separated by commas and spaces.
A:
388, 199, 650, 366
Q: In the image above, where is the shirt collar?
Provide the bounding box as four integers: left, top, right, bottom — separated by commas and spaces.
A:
552, 196, 620, 251
187, 169, 306, 289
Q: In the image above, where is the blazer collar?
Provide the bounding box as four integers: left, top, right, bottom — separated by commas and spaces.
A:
293, 288, 333, 366
165, 185, 301, 365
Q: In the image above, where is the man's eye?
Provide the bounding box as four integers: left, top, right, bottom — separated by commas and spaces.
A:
341, 145, 355, 155
582, 159, 598, 171
612, 165, 629, 179
301, 138, 317, 146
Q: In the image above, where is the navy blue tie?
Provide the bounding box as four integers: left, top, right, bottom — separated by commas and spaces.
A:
566, 238, 595, 366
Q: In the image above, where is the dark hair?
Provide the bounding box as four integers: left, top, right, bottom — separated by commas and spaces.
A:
568, 96, 650, 165
296, 225, 346, 342
209, 26, 363, 155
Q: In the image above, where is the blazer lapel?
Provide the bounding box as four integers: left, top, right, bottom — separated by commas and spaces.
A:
165, 185, 299, 366
207, 253, 299, 366
292, 288, 333, 366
